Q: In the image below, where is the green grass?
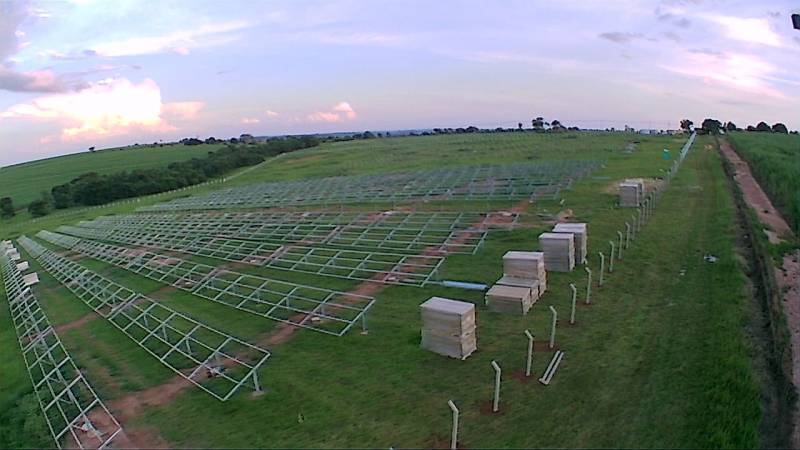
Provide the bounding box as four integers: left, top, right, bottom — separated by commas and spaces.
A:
0, 143, 224, 208
727, 132, 800, 234
0, 132, 768, 448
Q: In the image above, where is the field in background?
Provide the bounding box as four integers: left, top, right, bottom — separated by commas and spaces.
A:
0, 143, 224, 207
0, 132, 768, 448
727, 132, 800, 234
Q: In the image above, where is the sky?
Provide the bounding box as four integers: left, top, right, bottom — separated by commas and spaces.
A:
1, 0, 799, 166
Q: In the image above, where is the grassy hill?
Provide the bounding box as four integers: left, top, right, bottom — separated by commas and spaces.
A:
0, 143, 224, 208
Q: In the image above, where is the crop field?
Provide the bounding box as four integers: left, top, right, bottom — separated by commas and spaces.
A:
0, 131, 770, 448
0, 143, 224, 208
727, 132, 800, 234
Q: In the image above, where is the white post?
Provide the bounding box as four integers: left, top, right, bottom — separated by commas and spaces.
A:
617, 231, 624, 260
569, 283, 577, 324
608, 241, 615, 273
598, 252, 605, 287
448, 400, 459, 450
637, 208, 643, 231
584, 267, 592, 304
630, 216, 637, 240
524, 330, 534, 377
625, 223, 631, 249
491, 360, 501, 413
549, 306, 557, 349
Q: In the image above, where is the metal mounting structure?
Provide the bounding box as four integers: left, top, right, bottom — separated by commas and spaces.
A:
18, 236, 271, 401
57, 225, 445, 287
139, 160, 602, 212
37, 230, 375, 336
0, 241, 122, 449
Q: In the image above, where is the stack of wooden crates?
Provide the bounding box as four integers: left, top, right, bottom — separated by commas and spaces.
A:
420, 297, 477, 359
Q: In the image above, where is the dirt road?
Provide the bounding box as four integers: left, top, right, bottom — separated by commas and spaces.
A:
719, 138, 800, 445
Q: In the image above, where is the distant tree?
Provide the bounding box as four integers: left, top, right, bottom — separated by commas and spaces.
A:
532, 117, 545, 131
772, 123, 788, 133
455, 128, 466, 134
756, 121, 771, 132
497, 127, 505, 133
362, 131, 375, 139
745, 125, 756, 131
385, 132, 391, 137
518, 122, 523, 131
88, 146, 95, 152
205, 137, 218, 144
465, 126, 479, 133
725, 121, 737, 132
0, 197, 14, 218
239, 134, 255, 144
550, 119, 566, 132
28, 193, 52, 218
679, 119, 693, 132
701, 118, 723, 134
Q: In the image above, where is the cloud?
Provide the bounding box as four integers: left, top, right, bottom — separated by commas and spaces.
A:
265, 110, 279, 118
663, 52, 786, 99
1, 77, 203, 141
332, 101, 356, 119
162, 101, 204, 120
598, 32, 644, 44
307, 101, 357, 123
657, 12, 691, 28
0, 66, 66, 92
661, 31, 682, 42
88, 20, 250, 57
708, 16, 781, 47
241, 117, 260, 124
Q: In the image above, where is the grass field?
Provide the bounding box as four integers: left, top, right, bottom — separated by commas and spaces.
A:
0, 132, 772, 448
0, 143, 224, 208
727, 132, 800, 234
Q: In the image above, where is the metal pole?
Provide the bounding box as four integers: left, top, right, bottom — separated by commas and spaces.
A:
584, 267, 592, 304
617, 231, 624, 260
448, 400, 459, 450
549, 306, 557, 349
625, 222, 631, 249
598, 252, 605, 287
608, 241, 615, 273
491, 360, 501, 413
637, 208, 643, 232
569, 283, 577, 324
524, 330, 534, 377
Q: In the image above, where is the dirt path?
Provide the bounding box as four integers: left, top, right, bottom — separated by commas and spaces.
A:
719, 138, 800, 446
53, 312, 100, 333
718, 139, 793, 242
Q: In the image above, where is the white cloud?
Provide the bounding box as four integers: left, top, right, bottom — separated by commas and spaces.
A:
241, 117, 260, 124
308, 101, 357, 123
1, 78, 204, 141
89, 20, 251, 57
663, 52, 786, 99
265, 110, 279, 117
708, 16, 781, 47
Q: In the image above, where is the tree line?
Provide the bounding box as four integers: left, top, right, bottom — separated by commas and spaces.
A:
681, 118, 794, 135
14, 136, 319, 218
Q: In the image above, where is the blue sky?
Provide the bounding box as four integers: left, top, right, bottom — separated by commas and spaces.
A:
1, 0, 798, 166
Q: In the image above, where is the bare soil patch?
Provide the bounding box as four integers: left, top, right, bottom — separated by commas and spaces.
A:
719, 139, 792, 241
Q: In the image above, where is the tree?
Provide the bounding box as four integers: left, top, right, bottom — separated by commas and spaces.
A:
701, 118, 722, 134
772, 123, 788, 133
28, 193, 51, 217
0, 197, 14, 218
756, 121, 771, 132
680, 119, 693, 132
88, 146, 95, 152
725, 121, 737, 132
746, 125, 756, 132
517, 122, 523, 131
532, 117, 545, 131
